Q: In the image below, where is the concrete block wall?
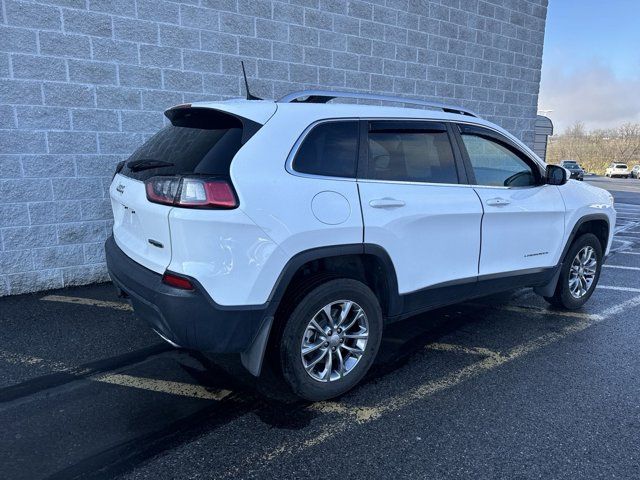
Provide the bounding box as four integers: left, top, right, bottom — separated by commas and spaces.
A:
0, 0, 547, 295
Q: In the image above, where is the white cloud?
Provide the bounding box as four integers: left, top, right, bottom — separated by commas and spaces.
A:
538, 62, 640, 134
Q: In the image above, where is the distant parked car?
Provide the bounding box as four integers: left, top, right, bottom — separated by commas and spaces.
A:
631, 165, 640, 179
605, 163, 630, 178
560, 160, 584, 181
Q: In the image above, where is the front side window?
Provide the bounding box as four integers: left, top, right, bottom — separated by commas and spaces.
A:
459, 127, 538, 187
292, 121, 359, 178
366, 121, 458, 184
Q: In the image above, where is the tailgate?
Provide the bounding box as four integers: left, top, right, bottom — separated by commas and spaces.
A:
110, 174, 172, 274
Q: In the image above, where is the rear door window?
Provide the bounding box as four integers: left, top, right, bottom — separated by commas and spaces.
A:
292, 121, 359, 178
120, 108, 248, 181
365, 121, 459, 184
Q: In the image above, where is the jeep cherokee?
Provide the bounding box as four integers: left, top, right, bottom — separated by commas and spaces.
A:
105, 90, 616, 401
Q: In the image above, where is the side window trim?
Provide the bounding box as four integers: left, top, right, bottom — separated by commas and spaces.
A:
446, 122, 471, 184
287, 118, 360, 181
361, 119, 463, 185
454, 123, 544, 188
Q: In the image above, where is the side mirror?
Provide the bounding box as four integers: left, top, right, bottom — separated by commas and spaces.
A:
546, 164, 568, 185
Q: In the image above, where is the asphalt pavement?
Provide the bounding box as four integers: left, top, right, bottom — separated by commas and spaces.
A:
1, 175, 639, 479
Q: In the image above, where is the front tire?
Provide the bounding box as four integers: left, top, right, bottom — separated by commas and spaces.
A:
544, 233, 602, 309
279, 279, 383, 401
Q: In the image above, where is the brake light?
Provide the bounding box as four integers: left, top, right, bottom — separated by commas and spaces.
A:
162, 272, 194, 290
145, 176, 238, 209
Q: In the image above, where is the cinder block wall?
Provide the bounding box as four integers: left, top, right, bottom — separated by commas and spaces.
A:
0, 0, 547, 295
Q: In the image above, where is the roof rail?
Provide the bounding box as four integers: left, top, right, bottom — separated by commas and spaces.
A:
277, 90, 477, 117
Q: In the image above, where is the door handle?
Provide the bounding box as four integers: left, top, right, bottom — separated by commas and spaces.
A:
369, 198, 406, 208
485, 197, 510, 207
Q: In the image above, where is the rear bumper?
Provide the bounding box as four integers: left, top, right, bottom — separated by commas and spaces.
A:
105, 235, 269, 353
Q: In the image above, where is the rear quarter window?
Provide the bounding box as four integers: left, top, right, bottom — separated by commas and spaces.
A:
292, 121, 359, 178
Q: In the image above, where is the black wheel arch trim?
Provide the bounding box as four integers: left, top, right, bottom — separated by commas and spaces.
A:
559, 213, 610, 261
534, 213, 610, 297
242, 243, 401, 377
264, 243, 403, 318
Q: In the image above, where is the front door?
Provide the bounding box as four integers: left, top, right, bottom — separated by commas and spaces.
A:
455, 124, 565, 277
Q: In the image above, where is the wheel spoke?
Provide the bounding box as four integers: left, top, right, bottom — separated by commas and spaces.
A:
343, 332, 368, 340
322, 305, 335, 328
323, 349, 333, 381
304, 348, 328, 370
308, 319, 327, 338
337, 301, 353, 327
584, 247, 594, 263
341, 344, 365, 356
302, 341, 325, 356
340, 308, 364, 332
336, 349, 345, 377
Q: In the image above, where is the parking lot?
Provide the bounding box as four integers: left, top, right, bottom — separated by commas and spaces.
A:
1, 175, 640, 480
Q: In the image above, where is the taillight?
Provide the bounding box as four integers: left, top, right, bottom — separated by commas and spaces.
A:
145, 176, 237, 209
162, 272, 194, 290
145, 177, 180, 205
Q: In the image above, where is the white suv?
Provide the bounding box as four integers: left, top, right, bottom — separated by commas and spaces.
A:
106, 90, 616, 401
605, 163, 630, 178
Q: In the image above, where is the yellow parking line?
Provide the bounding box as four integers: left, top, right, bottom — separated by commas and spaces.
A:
96, 373, 232, 401
0, 346, 233, 403
426, 342, 501, 358
41, 295, 133, 311
224, 295, 640, 476
0, 349, 69, 371
469, 303, 601, 320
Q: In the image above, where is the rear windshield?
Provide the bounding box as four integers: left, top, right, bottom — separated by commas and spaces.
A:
120, 108, 249, 181
615, 164, 628, 168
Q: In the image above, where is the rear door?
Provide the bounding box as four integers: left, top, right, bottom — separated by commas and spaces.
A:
454, 123, 565, 276
357, 120, 483, 300
110, 107, 259, 274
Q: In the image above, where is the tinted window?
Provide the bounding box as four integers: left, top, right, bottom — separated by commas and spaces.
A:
293, 121, 359, 178
460, 130, 537, 187
367, 122, 458, 183
121, 108, 246, 181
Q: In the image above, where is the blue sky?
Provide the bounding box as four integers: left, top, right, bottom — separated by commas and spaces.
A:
538, 0, 640, 133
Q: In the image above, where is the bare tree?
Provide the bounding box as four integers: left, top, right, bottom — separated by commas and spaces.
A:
565, 121, 586, 137
547, 122, 640, 174
613, 123, 640, 163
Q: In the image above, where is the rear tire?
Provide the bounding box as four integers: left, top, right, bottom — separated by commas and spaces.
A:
278, 278, 383, 401
544, 233, 602, 309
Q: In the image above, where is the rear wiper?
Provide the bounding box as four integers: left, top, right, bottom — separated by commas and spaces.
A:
127, 159, 174, 172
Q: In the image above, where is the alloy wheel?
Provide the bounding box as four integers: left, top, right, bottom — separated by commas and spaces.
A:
300, 300, 369, 382
568, 246, 597, 298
